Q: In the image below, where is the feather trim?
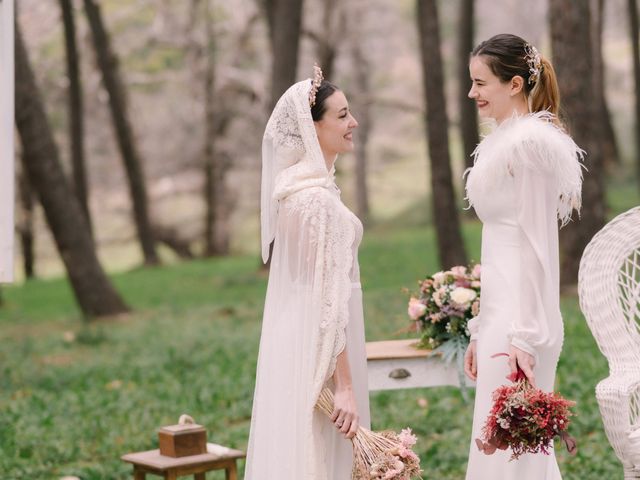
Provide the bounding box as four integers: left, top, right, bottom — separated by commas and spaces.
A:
465, 111, 584, 226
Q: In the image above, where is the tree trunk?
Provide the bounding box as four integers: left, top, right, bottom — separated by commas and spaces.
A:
202, 0, 230, 256
592, 0, 619, 168
629, 0, 640, 189
266, 0, 304, 110
457, 0, 478, 170
83, 0, 159, 265
60, 0, 92, 236
17, 169, 36, 279
416, 0, 468, 269
550, 0, 606, 286
351, 23, 371, 223
15, 20, 129, 318
316, 0, 340, 80
262, 0, 304, 266
263, 0, 276, 49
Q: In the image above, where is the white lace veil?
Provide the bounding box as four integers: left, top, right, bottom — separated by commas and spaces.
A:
260, 79, 333, 263
247, 79, 364, 479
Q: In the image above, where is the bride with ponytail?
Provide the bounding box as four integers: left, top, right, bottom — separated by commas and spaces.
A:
462, 34, 583, 480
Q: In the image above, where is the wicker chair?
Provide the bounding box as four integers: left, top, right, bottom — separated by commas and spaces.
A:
578, 206, 640, 478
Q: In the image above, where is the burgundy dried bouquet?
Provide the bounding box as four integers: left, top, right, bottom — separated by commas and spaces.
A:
476, 354, 578, 461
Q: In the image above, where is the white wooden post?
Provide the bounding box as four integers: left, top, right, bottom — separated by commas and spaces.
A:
0, 0, 14, 283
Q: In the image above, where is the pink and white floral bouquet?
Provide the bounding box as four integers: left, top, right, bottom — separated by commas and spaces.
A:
407, 264, 481, 394
407, 264, 481, 350
316, 388, 423, 479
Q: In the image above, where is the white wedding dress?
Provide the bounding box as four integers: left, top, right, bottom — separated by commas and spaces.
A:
464, 113, 583, 480
245, 79, 370, 480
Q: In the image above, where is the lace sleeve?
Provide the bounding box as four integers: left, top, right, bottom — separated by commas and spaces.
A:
279, 187, 356, 388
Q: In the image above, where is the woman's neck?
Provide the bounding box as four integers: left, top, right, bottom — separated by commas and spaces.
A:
496, 97, 529, 125
323, 152, 337, 172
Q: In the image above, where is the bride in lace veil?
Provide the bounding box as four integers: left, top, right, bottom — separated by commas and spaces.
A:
244, 68, 371, 479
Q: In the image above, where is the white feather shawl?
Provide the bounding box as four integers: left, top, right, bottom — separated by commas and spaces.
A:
465, 111, 584, 226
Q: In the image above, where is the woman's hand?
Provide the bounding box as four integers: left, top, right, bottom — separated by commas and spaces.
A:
464, 340, 478, 381
331, 386, 359, 439
509, 345, 536, 387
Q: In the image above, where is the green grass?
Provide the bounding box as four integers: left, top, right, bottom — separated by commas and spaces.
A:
0, 231, 621, 480
1, 198, 637, 478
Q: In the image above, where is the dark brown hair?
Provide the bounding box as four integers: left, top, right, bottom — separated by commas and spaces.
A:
311, 80, 339, 121
472, 34, 561, 120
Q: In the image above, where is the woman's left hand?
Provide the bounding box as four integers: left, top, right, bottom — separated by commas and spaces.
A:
508, 345, 536, 387
331, 386, 359, 439
464, 340, 478, 381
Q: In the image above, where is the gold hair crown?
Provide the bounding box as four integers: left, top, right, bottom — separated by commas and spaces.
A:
524, 43, 543, 85
309, 64, 324, 107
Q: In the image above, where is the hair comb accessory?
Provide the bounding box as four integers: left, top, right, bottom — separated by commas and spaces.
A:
309, 64, 324, 107
524, 43, 543, 85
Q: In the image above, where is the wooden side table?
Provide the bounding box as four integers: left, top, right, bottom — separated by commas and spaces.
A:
366, 339, 475, 391
121, 443, 245, 480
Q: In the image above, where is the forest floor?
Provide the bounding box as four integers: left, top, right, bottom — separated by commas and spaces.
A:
0, 180, 637, 479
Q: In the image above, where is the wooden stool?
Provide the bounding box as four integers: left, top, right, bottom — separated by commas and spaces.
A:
121, 444, 245, 480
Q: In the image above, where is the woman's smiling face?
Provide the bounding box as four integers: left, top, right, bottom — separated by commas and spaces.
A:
314, 90, 358, 159
468, 55, 522, 123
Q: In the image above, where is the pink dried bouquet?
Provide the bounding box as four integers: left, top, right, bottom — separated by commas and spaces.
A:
316, 388, 423, 479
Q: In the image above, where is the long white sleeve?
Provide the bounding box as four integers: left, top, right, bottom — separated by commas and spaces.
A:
276, 186, 358, 387
468, 316, 480, 341
508, 162, 562, 360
